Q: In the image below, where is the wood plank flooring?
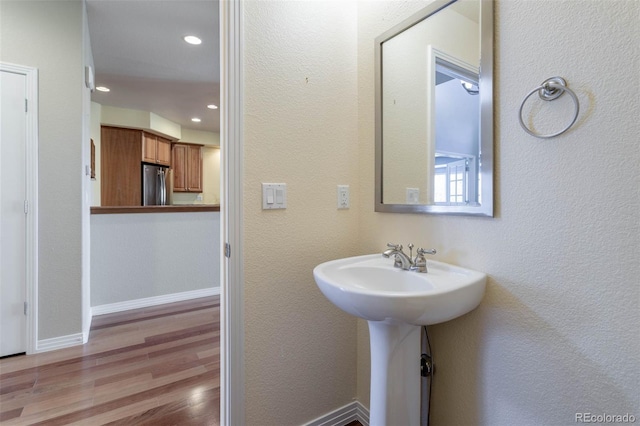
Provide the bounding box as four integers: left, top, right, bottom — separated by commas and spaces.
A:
0, 296, 220, 425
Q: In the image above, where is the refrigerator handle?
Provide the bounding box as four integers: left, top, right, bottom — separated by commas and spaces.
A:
159, 170, 166, 205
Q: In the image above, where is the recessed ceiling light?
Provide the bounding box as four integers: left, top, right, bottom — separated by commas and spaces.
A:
191, 118, 202, 123
207, 104, 218, 110
183, 35, 202, 45
96, 86, 110, 92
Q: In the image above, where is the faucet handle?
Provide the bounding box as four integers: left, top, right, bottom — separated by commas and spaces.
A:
417, 248, 436, 256
412, 248, 436, 273
386, 243, 402, 250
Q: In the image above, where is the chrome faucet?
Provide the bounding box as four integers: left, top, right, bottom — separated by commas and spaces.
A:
382, 243, 413, 270
382, 243, 436, 273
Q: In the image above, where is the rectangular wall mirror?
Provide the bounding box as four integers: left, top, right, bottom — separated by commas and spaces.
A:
375, 0, 493, 216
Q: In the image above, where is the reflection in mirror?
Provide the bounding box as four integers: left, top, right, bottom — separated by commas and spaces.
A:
375, 0, 493, 216
433, 52, 479, 206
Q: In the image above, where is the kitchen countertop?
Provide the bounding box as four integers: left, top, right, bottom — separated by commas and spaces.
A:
90, 204, 220, 214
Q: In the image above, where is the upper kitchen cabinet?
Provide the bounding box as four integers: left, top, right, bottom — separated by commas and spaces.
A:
142, 132, 172, 166
172, 143, 203, 193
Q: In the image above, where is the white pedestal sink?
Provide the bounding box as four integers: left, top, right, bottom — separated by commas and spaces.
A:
313, 254, 486, 426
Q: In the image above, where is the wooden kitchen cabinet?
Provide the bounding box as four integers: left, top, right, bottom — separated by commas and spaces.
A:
172, 143, 203, 192
101, 126, 142, 206
142, 132, 172, 166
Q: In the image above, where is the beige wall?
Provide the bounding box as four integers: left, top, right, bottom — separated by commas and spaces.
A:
98, 105, 181, 139
1, 0, 85, 340
357, 0, 639, 424
181, 128, 220, 146
203, 146, 220, 204
243, 1, 360, 424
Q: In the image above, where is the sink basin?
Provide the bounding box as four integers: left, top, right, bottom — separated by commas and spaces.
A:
313, 254, 487, 325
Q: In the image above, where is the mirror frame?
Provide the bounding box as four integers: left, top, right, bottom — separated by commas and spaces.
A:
374, 0, 493, 216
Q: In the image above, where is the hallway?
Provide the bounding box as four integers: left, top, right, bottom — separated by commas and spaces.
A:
0, 296, 220, 425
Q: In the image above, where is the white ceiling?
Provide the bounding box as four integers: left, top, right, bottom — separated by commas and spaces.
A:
86, 0, 220, 133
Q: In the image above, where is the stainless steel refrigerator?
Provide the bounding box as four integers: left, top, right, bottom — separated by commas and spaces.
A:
142, 164, 171, 205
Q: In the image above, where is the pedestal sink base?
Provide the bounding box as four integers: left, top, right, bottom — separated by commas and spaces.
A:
368, 321, 421, 426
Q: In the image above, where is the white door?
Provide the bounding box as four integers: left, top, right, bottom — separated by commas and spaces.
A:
0, 69, 27, 357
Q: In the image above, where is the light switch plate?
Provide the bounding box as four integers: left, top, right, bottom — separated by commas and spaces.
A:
262, 183, 287, 209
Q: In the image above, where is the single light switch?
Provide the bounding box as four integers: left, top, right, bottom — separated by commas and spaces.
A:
262, 183, 287, 209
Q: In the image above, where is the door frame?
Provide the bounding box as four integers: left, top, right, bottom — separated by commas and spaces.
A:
220, 1, 245, 424
0, 62, 39, 355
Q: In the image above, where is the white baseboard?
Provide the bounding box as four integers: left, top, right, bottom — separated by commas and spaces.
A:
37, 333, 84, 353
354, 402, 369, 425
91, 287, 220, 316
304, 401, 370, 426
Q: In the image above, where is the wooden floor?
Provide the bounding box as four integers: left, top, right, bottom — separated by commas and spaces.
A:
0, 296, 220, 425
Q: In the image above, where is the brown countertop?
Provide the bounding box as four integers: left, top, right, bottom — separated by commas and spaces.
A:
91, 204, 220, 214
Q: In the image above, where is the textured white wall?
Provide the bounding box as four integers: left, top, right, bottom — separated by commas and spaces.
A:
243, 1, 360, 424
357, 0, 640, 424
90, 212, 220, 306
0, 1, 84, 340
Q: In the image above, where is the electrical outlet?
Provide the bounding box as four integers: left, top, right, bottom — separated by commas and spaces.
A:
406, 188, 419, 204
337, 185, 350, 209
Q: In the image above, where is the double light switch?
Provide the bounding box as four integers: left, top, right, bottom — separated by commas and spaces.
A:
262, 183, 287, 209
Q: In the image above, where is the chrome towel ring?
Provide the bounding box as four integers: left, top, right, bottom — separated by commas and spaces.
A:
519, 76, 579, 139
